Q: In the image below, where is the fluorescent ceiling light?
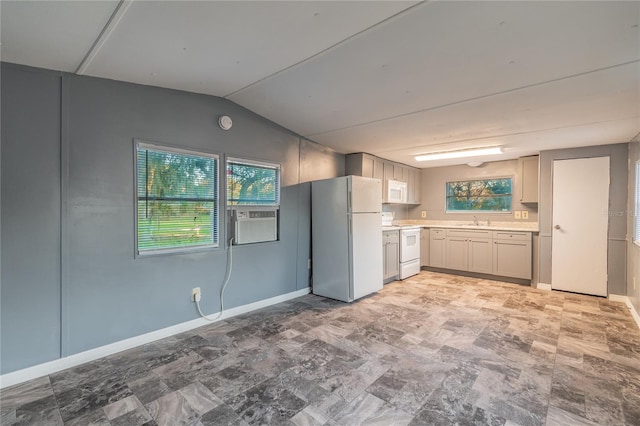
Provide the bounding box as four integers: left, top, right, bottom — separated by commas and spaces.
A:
415, 147, 503, 162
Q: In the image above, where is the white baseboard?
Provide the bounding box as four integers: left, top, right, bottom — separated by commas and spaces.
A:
536, 282, 552, 291
624, 297, 640, 330
0, 287, 311, 389
608, 294, 640, 330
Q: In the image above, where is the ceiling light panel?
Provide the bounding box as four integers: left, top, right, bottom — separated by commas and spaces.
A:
382, 117, 640, 168
230, 1, 639, 137
310, 63, 640, 156
1, 1, 120, 72
80, 1, 417, 97
415, 147, 503, 162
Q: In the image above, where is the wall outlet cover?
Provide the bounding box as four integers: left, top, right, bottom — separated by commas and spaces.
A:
192, 287, 201, 302
522, 211, 529, 219
514, 211, 522, 219
421, 211, 427, 218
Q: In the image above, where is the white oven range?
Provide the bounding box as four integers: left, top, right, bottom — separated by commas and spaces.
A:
399, 227, 421, 279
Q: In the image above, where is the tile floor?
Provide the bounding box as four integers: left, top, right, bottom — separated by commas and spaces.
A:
2, 271, 640, 425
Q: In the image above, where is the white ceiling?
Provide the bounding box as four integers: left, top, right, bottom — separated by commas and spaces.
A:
2, 1, 639, 168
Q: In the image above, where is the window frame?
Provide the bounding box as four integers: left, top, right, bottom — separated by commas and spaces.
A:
634, 161, 640, 247
226, 156, 281, 207
444, 176, 514, 214
134, 140, 220, 257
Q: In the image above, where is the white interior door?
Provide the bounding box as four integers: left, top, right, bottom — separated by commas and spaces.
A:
551, 157, 609, 296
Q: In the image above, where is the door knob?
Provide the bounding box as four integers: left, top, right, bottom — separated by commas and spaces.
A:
554, 225, 561, 230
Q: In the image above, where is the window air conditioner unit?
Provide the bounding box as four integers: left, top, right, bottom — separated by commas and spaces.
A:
232, 207, 278, 245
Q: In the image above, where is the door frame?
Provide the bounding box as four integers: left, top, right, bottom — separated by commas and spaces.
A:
551, 156, 610, 296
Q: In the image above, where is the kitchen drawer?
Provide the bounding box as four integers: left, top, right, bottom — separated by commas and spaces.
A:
430, 229, 446, 239
446, 229, 492, 239
492, 231, 530, 241
383, 230, 400, 244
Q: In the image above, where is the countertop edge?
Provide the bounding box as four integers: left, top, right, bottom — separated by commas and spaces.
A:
383, 225, 539, 233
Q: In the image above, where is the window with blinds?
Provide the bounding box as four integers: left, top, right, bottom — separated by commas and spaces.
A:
635, 161, 640, 246
226, 158, 280, 206
135, 142, 218, 255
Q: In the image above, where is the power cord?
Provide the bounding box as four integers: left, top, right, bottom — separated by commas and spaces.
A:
195, 237, 234, 322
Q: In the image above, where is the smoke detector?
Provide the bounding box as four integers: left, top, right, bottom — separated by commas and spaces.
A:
218, 115, 233, 131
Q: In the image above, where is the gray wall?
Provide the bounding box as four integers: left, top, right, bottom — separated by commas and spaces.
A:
409, 159, 538, 222
538, 143, 629, 295
297, 139, 346, 291
1, 65, 62, 370
1, 63, 344, 374
628, 141, 640, 313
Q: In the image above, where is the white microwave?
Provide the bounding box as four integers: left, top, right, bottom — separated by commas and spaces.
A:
385, 179, 407, 204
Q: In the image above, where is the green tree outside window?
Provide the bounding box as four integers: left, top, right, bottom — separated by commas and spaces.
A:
446, 178, 512, 212
136, 143, 218, 253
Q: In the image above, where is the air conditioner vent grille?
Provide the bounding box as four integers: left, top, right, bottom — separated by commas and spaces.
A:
232, 208, 278, 244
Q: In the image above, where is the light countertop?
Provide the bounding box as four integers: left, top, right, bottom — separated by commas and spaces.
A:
382, 225, 421, 231
385, 220, 539, 233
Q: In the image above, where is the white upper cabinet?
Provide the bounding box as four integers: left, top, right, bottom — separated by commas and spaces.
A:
346, 153, 421, 204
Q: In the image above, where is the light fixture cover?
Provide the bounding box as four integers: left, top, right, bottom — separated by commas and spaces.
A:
218, 115, 233, 130
415, 147, 503, 162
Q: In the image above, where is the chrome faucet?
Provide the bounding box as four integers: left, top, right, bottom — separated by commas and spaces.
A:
473, 215, 479, 225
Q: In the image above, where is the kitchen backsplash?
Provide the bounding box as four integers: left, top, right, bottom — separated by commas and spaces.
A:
382, 203, 410, 221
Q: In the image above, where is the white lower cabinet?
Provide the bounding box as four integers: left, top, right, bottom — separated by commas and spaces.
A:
468, 238, 493, 274
444, 229, 492, 273
420, 228, 429, 267
383, 230, 400, 282
492, 232, 532, 279
429, 229, 446, 268
445, 236, 468, 271
428, 228, 531, 280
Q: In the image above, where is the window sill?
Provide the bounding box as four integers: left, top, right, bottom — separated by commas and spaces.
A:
135, 244, 220, 258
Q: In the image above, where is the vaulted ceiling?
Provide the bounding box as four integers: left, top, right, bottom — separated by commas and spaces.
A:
2, 1, 639, 167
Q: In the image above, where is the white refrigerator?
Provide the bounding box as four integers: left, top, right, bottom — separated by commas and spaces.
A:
311, 175, 383, 302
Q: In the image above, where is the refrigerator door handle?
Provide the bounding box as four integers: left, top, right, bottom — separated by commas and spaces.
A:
347, 191, 352, 212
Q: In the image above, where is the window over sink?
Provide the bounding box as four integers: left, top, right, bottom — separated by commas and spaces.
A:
445, 177, 512, 213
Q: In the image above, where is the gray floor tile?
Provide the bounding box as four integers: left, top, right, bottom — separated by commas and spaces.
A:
2, 271, 640, 425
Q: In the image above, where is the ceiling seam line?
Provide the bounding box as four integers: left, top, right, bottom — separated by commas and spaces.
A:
74, 0, 134, 75
221, 0, 429, 99
374, 115, 640, 155
304, 59, 640, 138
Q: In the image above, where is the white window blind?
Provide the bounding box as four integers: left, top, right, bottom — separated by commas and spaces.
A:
226, 158, 280, 206
135, 142, 218, 254
635, 161, 640, 246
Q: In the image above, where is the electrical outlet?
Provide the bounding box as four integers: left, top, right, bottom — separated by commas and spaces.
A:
514, 211, 522, 219
192, 287, 201, 302
421, 211, 427, 218
522, 210, 529, 219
